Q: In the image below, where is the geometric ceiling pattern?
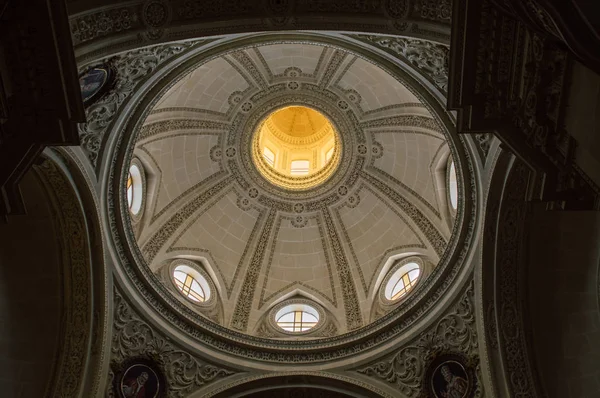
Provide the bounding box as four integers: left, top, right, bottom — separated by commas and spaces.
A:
132, 42, 454, 336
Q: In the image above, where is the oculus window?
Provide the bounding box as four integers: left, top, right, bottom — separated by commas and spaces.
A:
448, 160, 458, 210
275, 303, 320, 332
385, 262, 421, 301
127, 164, 143, 215
173, 265, 211, 303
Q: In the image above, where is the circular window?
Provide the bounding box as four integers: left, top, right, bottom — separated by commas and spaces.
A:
127, 163, 144, 215
251, 106, 341, 190
274, 303, 320, 333
448, 160, 458, 210
384, 261, 421, 301
172, 264, 211, 303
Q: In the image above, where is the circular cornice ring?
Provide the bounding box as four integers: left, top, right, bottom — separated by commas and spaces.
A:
238, 93, 358, 202
106, 32, 479, 363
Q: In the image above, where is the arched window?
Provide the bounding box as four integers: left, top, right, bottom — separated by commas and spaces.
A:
448, 160, 458, 210
290, 160, 310, 176
384, 262, 421, 301
263, 147, 276, 167
275, 303, 320, 332
173, 264, 211, 303
127, 163, 144, 215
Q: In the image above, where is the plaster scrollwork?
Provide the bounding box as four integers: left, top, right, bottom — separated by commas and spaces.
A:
349, 35, 449, 93
110, 289, 237, 397
356, 281, 479, 397
78, 41, 199, 167
70, 6, 139, 46
413, 0, 452, 22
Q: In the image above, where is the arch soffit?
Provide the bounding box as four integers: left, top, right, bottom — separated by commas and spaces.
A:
201, 372, 397, 398
477, 147, 542, 397
32, 149, 109, 397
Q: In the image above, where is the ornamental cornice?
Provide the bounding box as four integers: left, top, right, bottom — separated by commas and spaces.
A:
346, 34, 450, 94
69, 0, 452, 63
77, 41, 204, 168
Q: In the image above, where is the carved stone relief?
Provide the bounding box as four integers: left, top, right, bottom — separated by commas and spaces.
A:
356, 281, 482, 397
78, 41, 201, 168
108, 289, 237, 397
348, 35, 450, 93
34, 159, 92, 398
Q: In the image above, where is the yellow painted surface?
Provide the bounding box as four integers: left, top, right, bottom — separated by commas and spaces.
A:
252, 106, 340, 190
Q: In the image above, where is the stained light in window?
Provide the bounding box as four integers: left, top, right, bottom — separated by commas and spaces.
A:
263, 147, 275, 167
385, 262, 420, 301
290, 160, 310, 176
173, 265, 211, 303
275, 303, 320, 332
449, 161, 458, 210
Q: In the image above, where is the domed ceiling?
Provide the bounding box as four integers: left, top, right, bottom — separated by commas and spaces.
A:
131, 41, 454, 337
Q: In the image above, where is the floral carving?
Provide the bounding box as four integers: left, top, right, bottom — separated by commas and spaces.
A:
109, 290, 236, 397
413, 0, 452, 22
78, 42, 197, 167
350, 35, 449, 93
357, 282, 478, 397
142, 0, 171, 29
70, 7, 137, 45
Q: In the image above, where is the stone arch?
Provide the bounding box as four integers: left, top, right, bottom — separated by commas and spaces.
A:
0, 150, 108, 397
203, 373, 392, 398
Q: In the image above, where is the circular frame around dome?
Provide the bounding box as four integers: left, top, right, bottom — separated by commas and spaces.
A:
108, 33, 478, 364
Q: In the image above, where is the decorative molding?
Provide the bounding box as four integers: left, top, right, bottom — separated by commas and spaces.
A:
142, 174, 234, 261
108, 288, 237, 397
360, 115, 443, 132
349, 35, 449, 93
495, 161, 541, 396
35, 159, 92, 398
137, 119, 230, 142
231, 209, 277, 331
357, 281, 479, 397
322, 207, 363, 331
205, 372, 395, 398
78, 41, 199, 167
258, 214, 338, 308
361, 170, 446, 256
70, 5, 139, 46
413, 0, 452, 22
